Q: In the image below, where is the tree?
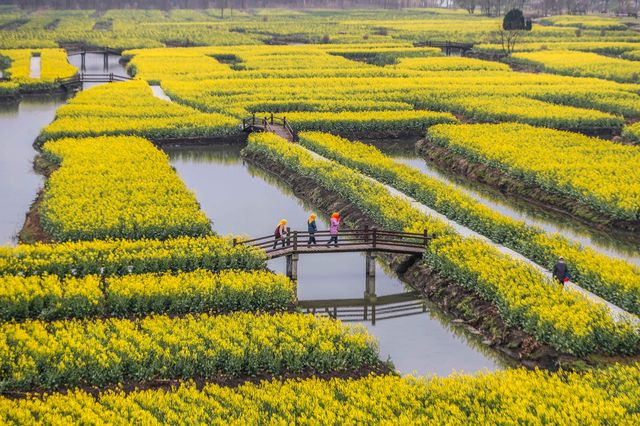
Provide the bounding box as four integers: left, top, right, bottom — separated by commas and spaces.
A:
497, 8, 531, 55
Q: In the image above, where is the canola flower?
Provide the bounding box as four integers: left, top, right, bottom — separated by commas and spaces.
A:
1, 365, 639, 424
427, 123, 640, 222
272, 110, 457, 137
0, 48, 76, 91
0, 270, 295, 321
511, 50, 640, 83
244, 132, 640, 356
40, 136, 212, 241
38, 80, 238, 142
436, 95, 624, 130
623, 122, 640, 144
394, 56, 511, 71
0, 235, 266, 277
298, 131, 640, 314
0, 312, 379, 392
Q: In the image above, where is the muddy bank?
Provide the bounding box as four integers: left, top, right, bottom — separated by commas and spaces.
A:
18, 155, 56, 244
241, 149, 590, 370
416, 138, 640, 241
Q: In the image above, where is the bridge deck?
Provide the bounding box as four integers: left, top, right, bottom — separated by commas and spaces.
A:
265, 242, 425, 259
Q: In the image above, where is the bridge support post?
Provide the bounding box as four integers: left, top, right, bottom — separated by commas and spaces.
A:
81, 52, 86, 72
364, 252, 377, 323
286, 253, 299, 281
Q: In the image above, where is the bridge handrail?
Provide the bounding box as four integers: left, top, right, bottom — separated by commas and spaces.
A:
67, 47, 124, 56
237, 227, 431, 253
58, 73, 132, 85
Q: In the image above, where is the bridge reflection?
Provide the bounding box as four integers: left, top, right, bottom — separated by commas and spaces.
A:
299, 292, 426, 325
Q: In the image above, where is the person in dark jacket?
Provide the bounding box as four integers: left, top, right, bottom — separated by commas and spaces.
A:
552, 256, 570, 285
307, 214, 318, 246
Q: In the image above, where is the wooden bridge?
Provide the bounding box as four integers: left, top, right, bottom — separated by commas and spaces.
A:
413, 41, 474, 56
238, 227, 430, 280
58, 73, 132, 91
242, 113, 297, 142
66, 47, 124, 72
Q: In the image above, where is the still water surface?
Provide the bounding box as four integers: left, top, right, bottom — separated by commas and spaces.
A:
0, 96, 66, 244
166, 144, 510, 376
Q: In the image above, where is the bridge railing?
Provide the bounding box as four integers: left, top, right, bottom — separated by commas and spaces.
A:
58, 73, 132, 86
237, 227, 430, 253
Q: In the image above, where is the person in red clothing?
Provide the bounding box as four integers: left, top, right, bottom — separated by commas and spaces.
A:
327, 212, 340, 247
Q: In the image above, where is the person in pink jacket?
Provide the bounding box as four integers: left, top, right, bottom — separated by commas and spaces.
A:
327, 212, 340, 247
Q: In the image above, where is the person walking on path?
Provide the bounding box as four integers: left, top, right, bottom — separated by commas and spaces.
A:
273, 219, 288, 249
552, 256, 570, 285
327, 212, 340, 247
307, 214, 318, 246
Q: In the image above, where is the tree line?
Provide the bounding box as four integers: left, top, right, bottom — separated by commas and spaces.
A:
6, 0, 640, 16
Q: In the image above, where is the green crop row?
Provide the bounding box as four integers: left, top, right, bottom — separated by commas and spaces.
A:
0, 312, 378, 392
2, 364, 639, 424
0, 235, 266, 277
0, 269, 295, 321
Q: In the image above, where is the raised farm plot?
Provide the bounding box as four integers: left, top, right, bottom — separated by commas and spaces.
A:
0, 312, 378, 392
0, 235, 265, 277
426, 123, 640, 225
127, 45, 640, 136
0, 48, 76, 94
1, 366, 639, 423
0, 269, 295, 321
511, 50, 640, 83
38, 80, 239, 142
40, 136, 212, 241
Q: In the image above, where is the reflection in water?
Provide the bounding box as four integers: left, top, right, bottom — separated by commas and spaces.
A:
0, 95, 67, 245
300, 291, 426, 326
67, 52, 127, 76
167, 144, 511, 376
367, 141, 640, 266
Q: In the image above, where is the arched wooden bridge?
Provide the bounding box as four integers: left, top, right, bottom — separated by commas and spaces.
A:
237, 227, 431, 280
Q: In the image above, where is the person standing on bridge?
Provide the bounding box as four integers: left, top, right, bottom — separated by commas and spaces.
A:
307, 214, 318, 246
552, 256, 570, 286
327, 212, 340, 247
273, 219, 288, 249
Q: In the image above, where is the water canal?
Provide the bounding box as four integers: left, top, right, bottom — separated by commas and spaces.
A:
166, 144, 511, 376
